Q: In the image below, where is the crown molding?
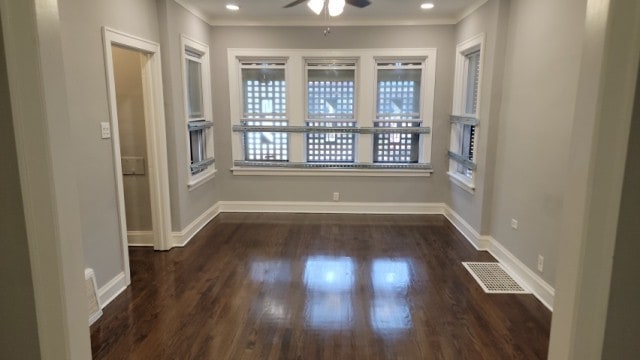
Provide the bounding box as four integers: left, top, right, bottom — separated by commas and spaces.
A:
173, 0, 489, 27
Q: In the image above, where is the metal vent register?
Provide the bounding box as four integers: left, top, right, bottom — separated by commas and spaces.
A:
462, 262, 530, 294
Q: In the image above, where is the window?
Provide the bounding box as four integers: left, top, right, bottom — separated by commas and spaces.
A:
306, 61, 356, 163
374, 62, 423, 163
182, 36, 215, 188
228, 49, 436, 176
241, 61, 288, 161
449, 34, 484, 192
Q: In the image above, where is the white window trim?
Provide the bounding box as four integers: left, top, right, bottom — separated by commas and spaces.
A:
181, 35, 216, 190
227, 48, 437, 177
449, 34, 485, 192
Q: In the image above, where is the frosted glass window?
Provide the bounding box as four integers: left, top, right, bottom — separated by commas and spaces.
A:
376, 68, 421, 120
307, 68, 355, 120
373, 121, 421, 163
186, 59, 204, 120
242, 120, 288, 161
242, 68, 286, 119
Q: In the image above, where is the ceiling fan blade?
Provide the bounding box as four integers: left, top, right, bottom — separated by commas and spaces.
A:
283, 0, 308, 8
346, 0, 371, 8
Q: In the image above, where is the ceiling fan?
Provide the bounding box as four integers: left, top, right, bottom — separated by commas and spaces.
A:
284, 0, 371, 17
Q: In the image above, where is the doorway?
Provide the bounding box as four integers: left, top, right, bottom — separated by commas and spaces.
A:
102, 28, 172, 286
111, 46, 154, 247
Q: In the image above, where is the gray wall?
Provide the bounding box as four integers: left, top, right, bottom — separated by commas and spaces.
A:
0, 23, 41, 360
58, 0, 221, 287
113, 46, 153, 232
448, 0, 509, 234
58, 0, 161, 286
158, 0, 221, 231
602, 63, 640, 359
488, 0, 587, 285
209, 25, 456, 203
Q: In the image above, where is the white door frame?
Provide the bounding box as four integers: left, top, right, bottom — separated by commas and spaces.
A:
102, 27, 173, 285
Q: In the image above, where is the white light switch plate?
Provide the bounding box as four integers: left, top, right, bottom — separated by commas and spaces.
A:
100, 122, 111, 139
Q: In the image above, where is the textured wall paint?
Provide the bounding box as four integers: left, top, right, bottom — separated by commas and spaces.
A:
209, 25, 456, 203
112, 46, 153, 232
489, 0, 587, 285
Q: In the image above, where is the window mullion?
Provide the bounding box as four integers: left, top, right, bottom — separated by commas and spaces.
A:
357, 56, 375, 163
288, 56, 304, 162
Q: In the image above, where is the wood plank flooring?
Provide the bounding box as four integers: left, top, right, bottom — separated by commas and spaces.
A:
91, 213, 551, 359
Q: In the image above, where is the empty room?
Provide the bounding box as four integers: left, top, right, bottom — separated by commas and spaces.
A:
1, 0, 639, 359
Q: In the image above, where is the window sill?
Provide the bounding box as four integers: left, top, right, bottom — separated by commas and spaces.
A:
188, 168, 217, 191
447, 171, 475, 194
231, 167, 432, 177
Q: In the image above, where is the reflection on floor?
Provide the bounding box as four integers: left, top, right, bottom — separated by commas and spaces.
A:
90, 213, 551, 359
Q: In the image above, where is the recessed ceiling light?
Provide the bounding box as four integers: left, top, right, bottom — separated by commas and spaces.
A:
420, 3, 435, 10
226, 4, 240, 11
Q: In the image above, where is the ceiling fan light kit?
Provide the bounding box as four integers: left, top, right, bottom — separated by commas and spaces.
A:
307, 0, 325, 15
328, 0, 346, 17
285, 0, 371, 16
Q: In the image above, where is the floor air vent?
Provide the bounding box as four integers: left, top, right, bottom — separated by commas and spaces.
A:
462, 262, 529, 294
85, 268, 103, 325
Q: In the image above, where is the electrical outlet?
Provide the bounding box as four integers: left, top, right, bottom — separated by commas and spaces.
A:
100, 122, 111, 139
333, 192, 340, 201
537, 255, 544, 272
510, 218, 519, 230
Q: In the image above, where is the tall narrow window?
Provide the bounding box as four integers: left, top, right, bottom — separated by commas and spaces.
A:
241, 61, 288, 161
456, 50, 480, 176
182, 36, 214, 186
374, 61, 423, 163
306, 61, 356, 162
449, 34, 484, 191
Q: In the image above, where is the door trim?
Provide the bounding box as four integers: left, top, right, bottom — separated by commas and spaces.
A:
102, 27, 173, 285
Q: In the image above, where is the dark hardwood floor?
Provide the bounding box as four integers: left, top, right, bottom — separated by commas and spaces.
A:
91, 213, 551, 359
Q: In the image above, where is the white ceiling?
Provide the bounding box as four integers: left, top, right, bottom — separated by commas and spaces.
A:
176, 0, 488, 26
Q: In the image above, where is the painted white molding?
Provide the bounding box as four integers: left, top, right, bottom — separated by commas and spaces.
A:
443, 205, 554, 310
487, 236, 555, 310
442, 205, 489, 250
102, 27, 174, 289
173, 0, 211, 24
172, 202, 221, 247
447, 171, 476, 195
227, 48, 437, 168
175, 0, 488, 27
455, 0, 490, 24
127, 231, 154, 247
231, 167, 432, 177
97, 272, 127, 309
217, 201, 446, 215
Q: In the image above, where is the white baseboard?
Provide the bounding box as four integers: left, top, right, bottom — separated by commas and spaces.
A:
443, 205, 555, 310
159, 200, 555, 311
486, 236, 555, 310
218, 201, 446, 214
97, 271, 127, 309
172, 202, 221, 247
442, 205, 490, 250
127, 230, 154, 247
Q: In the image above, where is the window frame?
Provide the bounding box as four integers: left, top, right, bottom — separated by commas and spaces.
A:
240, 60, 289, 162
305, 58, 358, 163
373, 59, 428, 164
227, 48, 437, 177
181, 35, 216, 190
448, 34, 485, 193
